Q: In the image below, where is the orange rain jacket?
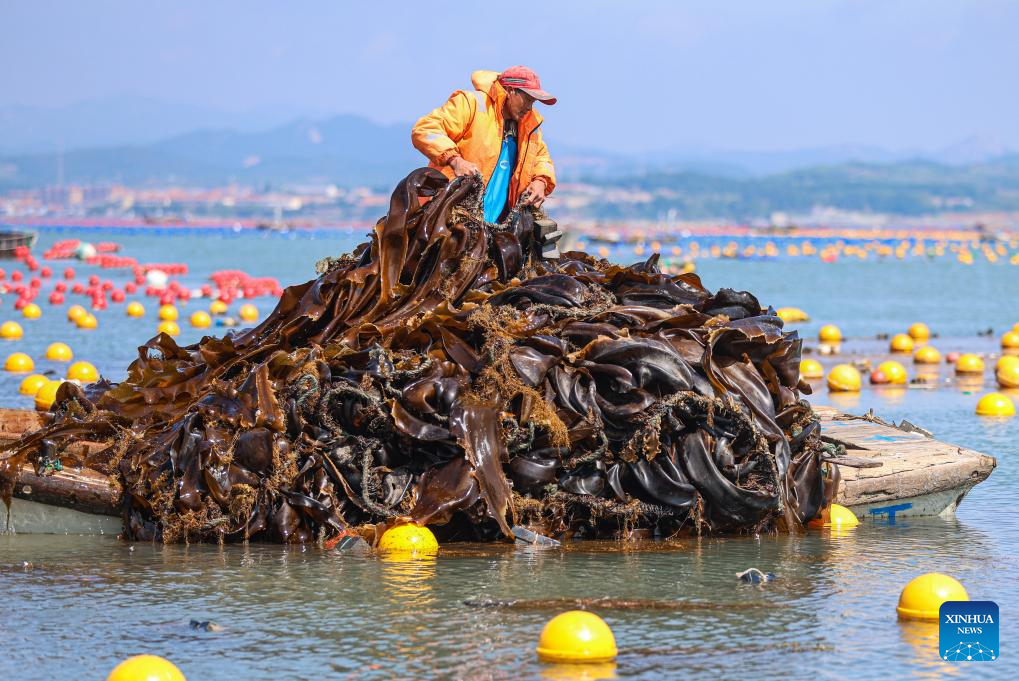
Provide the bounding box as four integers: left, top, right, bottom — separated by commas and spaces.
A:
411, 70, 556, 207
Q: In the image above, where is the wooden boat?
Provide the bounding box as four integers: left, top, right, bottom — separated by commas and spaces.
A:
0, 229, 38, 258
817, 405, 997, 521
0, 406, 997, 535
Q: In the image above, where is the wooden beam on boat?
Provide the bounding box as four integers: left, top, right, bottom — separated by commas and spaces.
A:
1, 408, 118, 518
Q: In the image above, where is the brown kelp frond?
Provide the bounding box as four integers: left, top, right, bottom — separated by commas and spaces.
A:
0, 169, 832, 543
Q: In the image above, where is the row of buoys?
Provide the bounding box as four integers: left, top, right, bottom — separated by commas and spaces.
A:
5, 351, 96, 377
591, 235, 1019, 267
12, 363, 96, 412
820, 321, 1019, 356
803, 316, 1018, 417
13, 360, 98, 410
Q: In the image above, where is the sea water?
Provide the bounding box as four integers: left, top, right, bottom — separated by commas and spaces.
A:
0, 229, 1015, 679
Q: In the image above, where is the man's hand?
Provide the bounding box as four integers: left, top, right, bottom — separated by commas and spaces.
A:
520, 179, 547, 208
449, 156, 481, 177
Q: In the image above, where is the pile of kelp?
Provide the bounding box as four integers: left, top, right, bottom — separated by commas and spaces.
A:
0, 169, 837, 544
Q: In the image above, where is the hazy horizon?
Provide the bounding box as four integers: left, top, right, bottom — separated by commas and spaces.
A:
3, 1, 1017, 155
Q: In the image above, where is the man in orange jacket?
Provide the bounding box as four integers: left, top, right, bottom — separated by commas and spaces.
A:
412, 66, 557, 223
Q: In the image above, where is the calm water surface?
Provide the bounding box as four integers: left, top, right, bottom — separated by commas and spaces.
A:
0, 230, 1015, 680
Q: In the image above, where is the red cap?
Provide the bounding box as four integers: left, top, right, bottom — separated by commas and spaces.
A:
498, 66, 556, 105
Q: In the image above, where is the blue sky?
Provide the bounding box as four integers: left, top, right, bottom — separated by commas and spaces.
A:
2, 1, 1017, 153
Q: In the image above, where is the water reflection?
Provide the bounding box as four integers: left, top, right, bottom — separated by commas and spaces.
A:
380, 554, 437, 609
897, 620, 962, 680
825, 392, 861, 410
540, 661, 618, 680
955, 376, 985, 393
873, 386, 907, 406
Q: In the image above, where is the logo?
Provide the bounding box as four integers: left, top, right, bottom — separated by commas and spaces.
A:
939, 601, 998, 661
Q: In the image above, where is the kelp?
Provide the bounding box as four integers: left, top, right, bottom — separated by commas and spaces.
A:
0, 169, 836, 544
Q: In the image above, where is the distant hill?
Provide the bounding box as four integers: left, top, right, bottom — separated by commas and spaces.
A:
2, 105, 1019, 220
576, 157, 1019, 219
0, 114, 421, 188
0, 94, 291, 154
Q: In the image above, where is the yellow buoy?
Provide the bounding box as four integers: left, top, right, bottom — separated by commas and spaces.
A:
209, 300, 228, 315
997, 355, 1019, 372
22, 303, 42, 319
536, 611, 618, 664
158, 304, 179, 321
975, 392, 1015, 416
913, 346, 941, 365
190, 310, 212, 328
954, 354, 985, 375
239, 303, 259, 322
5, 352, 34, 373
126, 301, 145, 317
907, 322, 930, 341
378, 523, 438, 555
889, 333, 915, 353
776, 307, 809, 323
818, 324, 842, 343
997, 356, 1019, 388
1, 320, 24, 340
106, 654, 186, 681
77, 313, 98, 330
799, 358, 824, 380
67, 305, 88, 323
876, 360, 908, 385
808, 503, 859, 529
1002, 331, 1019, 349
897, 573, 968, 621
827, 364, 861, 392
67, 360, 99, 383
45, 342, 74, 362
34, 379, 64, 411
158, 320, 181, 337
18, 373, 48, 396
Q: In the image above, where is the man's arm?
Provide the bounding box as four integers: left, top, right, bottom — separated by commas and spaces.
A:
521, 134, 557, 207
411, 92, 478, 171
531, 133, 556, 195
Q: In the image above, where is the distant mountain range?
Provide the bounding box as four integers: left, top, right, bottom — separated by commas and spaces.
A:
2, 96, 1017, 219
582, 156, 1019, 220
0, 113, 421, 188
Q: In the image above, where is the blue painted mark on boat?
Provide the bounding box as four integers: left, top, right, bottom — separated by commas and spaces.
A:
869, 502, 912, 523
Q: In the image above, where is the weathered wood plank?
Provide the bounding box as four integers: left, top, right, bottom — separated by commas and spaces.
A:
813, 405, 997, 509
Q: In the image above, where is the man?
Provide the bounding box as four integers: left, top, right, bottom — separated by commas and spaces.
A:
412, 66, 557, 223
